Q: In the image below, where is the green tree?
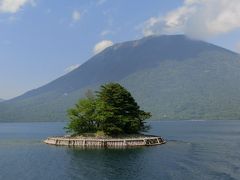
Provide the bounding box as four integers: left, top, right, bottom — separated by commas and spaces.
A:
96, 83, 151, 135
66, 96, 97, 134
66, 83, 151, 136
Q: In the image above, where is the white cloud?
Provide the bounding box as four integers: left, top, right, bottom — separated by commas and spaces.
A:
72, 10, 81, 21
64, 64, 80, 73
100, 30, 113, 36
0, 0, 34, 13
142, 0, 240, 39
93, 40, 113, 54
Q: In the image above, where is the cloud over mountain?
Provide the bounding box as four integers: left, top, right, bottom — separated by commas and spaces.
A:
142, 0, 240, 39
93, 40, 113, 54
64, 64, 80, 73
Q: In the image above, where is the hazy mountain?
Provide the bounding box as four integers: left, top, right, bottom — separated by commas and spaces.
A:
1, 34, 240, 122
0, 99, 4, 102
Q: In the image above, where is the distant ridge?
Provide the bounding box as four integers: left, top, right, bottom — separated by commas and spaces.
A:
1, 34, 240, 122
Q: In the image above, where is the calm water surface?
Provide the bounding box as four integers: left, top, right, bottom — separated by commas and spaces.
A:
0, 120, 240, 180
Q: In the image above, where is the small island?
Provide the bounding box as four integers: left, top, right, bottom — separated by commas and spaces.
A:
44, 83, 166, 147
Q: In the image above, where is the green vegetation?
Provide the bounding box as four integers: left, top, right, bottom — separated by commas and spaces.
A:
1, 35, 240, 122
66, 83, 151, 135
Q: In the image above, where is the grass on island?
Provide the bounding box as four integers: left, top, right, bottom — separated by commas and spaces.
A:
66, 131, 151, 139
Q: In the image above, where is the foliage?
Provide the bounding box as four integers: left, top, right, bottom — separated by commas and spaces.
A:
66, 83, 151, 135
2, 35, 240, 122
66, 96, 97, 134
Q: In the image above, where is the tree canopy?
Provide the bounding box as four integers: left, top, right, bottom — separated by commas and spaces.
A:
66, 83, 151, 136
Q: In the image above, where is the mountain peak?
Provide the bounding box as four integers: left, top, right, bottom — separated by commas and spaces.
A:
10, 35, 236, 102
1, 35, 240, 121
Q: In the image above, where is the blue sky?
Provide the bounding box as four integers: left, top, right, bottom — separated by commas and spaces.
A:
0, 0, 240, 99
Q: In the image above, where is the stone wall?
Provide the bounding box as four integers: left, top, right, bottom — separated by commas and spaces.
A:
44, 136, 166, 147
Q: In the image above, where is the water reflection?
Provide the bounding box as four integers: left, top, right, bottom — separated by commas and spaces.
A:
66, 147, 147, 180
0, 121, 240, 180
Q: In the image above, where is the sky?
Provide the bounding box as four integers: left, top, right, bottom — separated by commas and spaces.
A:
0, 0, 240, 99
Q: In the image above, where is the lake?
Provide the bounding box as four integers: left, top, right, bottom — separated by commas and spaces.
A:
0, 120, 239, 180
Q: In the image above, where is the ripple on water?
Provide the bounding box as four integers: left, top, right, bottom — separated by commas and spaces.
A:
0, 121, 240, 180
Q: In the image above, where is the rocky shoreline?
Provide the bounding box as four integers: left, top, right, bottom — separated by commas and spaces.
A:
44, 135, 166, 147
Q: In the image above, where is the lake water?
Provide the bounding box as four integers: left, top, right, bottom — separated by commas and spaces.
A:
0, 120, 240, 180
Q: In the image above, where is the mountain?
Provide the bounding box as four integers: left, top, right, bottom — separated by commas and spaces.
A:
1, 34, 240, 122
0, 99, 4, 102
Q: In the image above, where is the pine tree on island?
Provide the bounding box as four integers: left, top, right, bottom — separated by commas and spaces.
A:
66, 82, 151, 137
44, 82, 165, 147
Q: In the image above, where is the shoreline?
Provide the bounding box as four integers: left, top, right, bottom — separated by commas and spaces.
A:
2, 119, 240, 124
44, 135, 166, 147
